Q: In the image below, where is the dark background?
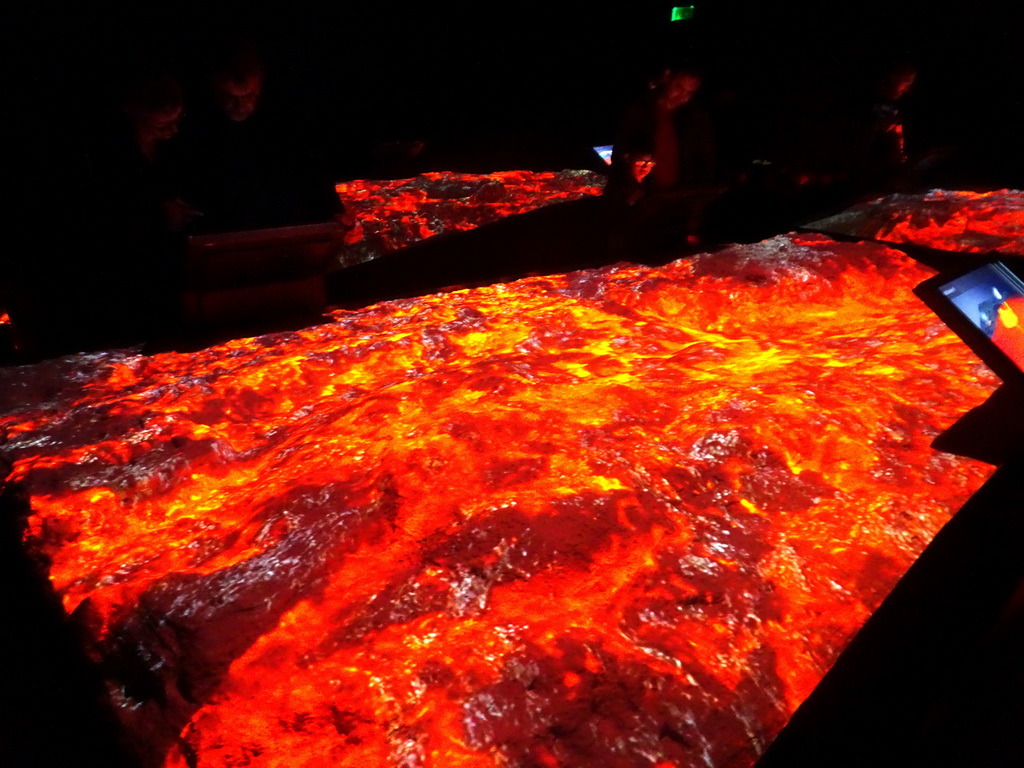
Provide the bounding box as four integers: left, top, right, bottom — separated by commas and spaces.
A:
8, 0, 1022, 313
11, 0, 1024, 182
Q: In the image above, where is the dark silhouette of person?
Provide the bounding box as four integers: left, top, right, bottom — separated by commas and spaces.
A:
99, 67, 200, 240
86, 67, 193, 338
175, 38, 346, 234
609, 67, 717, 201
854, 62, 917, 194
606, 66, 721, 257
9, 63, 191, 356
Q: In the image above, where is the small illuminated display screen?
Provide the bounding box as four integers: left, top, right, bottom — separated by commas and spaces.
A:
593, 145, 614, 165
940, 262, 1024, 370
671, 5, 695, 21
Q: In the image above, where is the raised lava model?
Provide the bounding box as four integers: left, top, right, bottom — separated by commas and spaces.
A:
0, 233, 998, 768
805, 188, 1024, 256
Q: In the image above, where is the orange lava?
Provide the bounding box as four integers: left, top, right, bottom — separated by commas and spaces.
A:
334, 170, 605, 268
0, 234, 998, 768
807, 189, 1024, 255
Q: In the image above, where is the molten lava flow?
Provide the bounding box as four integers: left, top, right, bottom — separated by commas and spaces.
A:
0, 234, 998, 768
806, 189, 1024, 255
335, 170, 606, 268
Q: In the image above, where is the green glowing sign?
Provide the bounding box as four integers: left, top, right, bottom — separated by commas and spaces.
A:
671, 5, 695, 21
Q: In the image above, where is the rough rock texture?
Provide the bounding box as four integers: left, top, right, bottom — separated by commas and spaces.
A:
0, 234, 997, 768
805, 189, 1024, 256
335, 170, 606, 268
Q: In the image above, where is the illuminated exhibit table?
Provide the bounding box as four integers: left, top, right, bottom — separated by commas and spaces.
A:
0, 234, 997, 767
335, 170, 606, 269
805, 189, 1024, 257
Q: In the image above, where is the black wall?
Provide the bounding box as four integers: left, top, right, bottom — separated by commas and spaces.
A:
13, 0, 1024, 176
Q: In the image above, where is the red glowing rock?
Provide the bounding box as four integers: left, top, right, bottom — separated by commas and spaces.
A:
805, 189, 1024, 255
335, 170, 606, 268
0, 234, 997, 768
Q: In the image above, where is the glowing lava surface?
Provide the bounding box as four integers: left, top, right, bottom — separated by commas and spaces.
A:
335, 170, 605, 268
0, 234, 998, 768
806, 189, 1024, 255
